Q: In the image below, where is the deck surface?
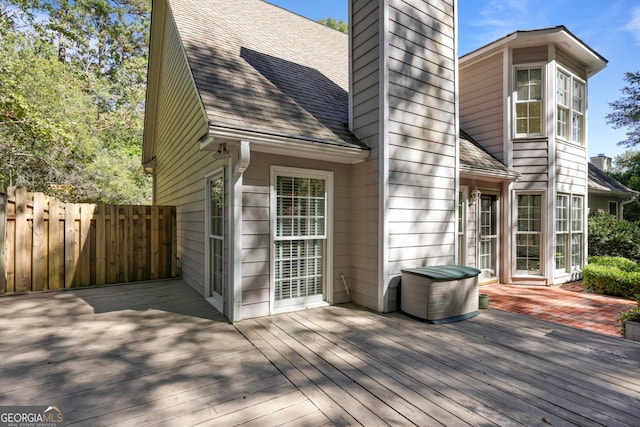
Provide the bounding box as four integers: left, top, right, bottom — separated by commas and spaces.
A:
1, 280, 639, 426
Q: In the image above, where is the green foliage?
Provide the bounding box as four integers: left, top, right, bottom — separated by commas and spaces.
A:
318, 17, 348, 33
610, 150, 640, 221
607, 71, 640, 148
587, 212, 640, 259
618, 294, 640, 337
0, 0, 151, 204
583, 256, 640, 299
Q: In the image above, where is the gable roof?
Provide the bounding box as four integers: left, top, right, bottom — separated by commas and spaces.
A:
588, 163, 638, 196
459, 130, 520, 181
164, 0, 366, 150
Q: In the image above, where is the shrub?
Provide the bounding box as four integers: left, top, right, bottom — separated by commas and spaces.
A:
588, 212, 640, 259
583, 256, 640, 298
618, 295, 640, 337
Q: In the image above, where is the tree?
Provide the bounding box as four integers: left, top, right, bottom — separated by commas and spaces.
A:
0, 0, 152, 203
610, 150, 640, 222
607, 71, 640, 148
318, 17, 348, 33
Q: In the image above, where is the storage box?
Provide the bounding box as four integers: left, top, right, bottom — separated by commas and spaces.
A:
400, 266, 481, 323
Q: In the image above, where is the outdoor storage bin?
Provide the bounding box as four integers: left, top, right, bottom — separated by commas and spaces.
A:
400, 265, 481, 323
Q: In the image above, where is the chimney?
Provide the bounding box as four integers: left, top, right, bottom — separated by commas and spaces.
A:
590, 154, 611, 173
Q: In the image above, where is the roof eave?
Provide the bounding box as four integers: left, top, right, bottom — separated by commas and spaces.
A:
460, 165, 520, 182
200, 124, 371, 165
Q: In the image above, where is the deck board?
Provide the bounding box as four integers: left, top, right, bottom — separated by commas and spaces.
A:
1, 280, 639, 426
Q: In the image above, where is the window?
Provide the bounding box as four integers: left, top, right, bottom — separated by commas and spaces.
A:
515, 68, 543, 136
555, 194, 584, 275
516, 194, 542, 274
609, 201, 618, 217
206, 171, 225, 309
272, 168, 332, 310
555, 195, 568, 271
571, 196, 583, 268
458, 193, 465, 265
556, 69, 586, 144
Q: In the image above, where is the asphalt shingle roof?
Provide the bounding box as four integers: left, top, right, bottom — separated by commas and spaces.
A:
167, 0, 366, 149
588, 163, 637, 195
459, 129, 518, 178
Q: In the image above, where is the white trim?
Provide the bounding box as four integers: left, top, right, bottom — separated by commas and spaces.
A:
512, 63, 546, 139
504, 48, 513, 167
546, 50, 557, 283
454, 0, 461, 268
228, 147, 244, 322
513, 191, 546, 277
200, 126, 369, 165
378, 0, 389, 313
269, 166, 334, 314
204, 168, 225, 314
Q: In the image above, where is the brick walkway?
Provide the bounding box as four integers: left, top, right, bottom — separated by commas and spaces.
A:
480, 283, 637, 337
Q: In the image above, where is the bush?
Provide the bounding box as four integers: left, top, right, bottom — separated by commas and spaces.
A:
588, 212, 640, 259
583, 256, 640, 298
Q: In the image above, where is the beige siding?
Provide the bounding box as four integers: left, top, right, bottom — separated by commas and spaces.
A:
556, 49, 587, 79
350, 0, 381, 310
152, 10, 211, 296
589, 195, 619, 215
556, 140, 587, 194
241, 154, 353, 318
459, 53, 504, 161
513, 45, 547, 64
387, 0, 457, 280
512, 139, 549, 190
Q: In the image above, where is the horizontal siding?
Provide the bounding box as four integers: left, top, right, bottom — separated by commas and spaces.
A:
240, 153, 353, 318
513, 45, 547, 64
513, 139, 549, 190
556, 48, 587, 79
556, 140, 587, 194
387, 0, 456, 278
459, 53, 504, 161
153, 11, 210, 296
350, 0, 380, 310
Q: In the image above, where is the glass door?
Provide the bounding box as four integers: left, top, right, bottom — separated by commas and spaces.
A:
206, 172, 224, 311
479, 194, 498, 283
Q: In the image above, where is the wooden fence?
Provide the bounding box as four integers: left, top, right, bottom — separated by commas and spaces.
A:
0, 187, 177, 294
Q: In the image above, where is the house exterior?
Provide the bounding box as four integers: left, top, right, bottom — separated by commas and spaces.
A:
588, 155, 637, 219
143, 1, 616, 322
459, 27, 608, 285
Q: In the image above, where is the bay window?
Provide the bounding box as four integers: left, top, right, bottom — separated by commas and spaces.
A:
555, 194, 584, 275
556, 69, 586, 144
516, 194, 542, 274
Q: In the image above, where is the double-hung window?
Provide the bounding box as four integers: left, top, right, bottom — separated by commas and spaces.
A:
515, 68, 543, 136
556, 69, 586, 144
272, 168, 332, 310
555, 194, 584, 275
516, 194, 542, 274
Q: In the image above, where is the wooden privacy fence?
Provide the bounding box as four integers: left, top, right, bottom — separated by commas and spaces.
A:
0, 187, 177, 294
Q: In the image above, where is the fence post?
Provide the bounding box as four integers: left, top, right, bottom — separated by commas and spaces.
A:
64, 203, 77, 288
15, 187, 29, 292
48, 198, 61, 289
32, 193, 45, 291
95, 204, 106, 285
0, 191, 6, 293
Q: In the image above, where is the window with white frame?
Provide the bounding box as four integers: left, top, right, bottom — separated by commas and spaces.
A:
516, 194, 542, 274
555, 194, 584, 275
609, 201, 618, 217
555, 195, 568, 271
515, 67, 543, 136
556, 69, 586, 144
272, 169, 331, 309
458, 193, 465, 265
571, 195, 583, 268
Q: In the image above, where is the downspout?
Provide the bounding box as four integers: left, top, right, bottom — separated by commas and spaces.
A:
621, 194, 638, 220
229, 141, 250, 322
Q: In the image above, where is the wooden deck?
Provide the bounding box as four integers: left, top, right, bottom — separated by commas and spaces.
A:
1, 280, 639, 426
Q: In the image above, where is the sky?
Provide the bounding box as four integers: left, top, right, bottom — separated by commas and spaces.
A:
267, 0, 640, 161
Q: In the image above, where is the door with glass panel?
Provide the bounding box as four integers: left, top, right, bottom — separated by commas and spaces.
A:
273, 173, 328, 310
206, 172, 224, 311
478, 195, 498, 283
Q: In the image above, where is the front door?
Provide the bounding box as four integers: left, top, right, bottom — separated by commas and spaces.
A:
206, 171, 224, 312
479, 194, 498, 283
